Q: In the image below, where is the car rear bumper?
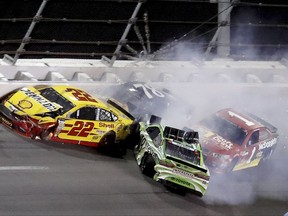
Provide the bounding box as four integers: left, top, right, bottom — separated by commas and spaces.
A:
154, 164, 209, 196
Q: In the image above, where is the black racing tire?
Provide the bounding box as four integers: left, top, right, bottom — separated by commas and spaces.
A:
140, 153, 156, 178
130, 121, 140, 135
99, 131, 116, 147
126, 122, 140, 149
165, 185, 187, 196
99, 131, 126, 157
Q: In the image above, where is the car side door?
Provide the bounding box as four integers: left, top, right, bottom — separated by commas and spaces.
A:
241, 129, 261, 164
57, 106, 100, 142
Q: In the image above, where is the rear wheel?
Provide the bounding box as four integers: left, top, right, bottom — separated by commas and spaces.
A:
99, 131, 116, 147
165, 185, 187, 196
140, 154, 156, 177
99, 131, 125, 156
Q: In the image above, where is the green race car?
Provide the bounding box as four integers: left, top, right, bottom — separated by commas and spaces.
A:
134, 117, 210, 197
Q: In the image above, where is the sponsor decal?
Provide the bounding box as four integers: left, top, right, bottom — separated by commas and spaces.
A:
92, 135, 99, 140
133, 83, 165, 99
259, 138, 277, 150
0, 116, 12, 127
99, 122, 114, 128
173, 168, 195, 180
67, 121, 94, 137
212, 135, 233, 150
95, 129, 106, 135
171, 176, 191, 187
20, 88, 58, 111
18, 100, 33, 109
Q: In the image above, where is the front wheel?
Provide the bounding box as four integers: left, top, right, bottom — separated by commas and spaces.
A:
140, 154, 156, 178
125, 121, 140, 150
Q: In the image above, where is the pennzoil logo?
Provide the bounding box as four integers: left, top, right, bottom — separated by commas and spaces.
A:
18, 100, 33, 109
20, 88, 58, 111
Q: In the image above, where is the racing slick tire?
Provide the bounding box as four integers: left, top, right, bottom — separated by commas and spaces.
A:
99, 131, 116, 147
164, 184, 188, 196
99, 131, 125, 157
140, 153, 156, 178
125, 121, 140, 149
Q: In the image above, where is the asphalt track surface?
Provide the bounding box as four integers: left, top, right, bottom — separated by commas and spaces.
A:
0, 84, 287, 216
0, 128, 287, 216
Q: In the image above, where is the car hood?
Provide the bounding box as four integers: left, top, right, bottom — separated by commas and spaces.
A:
6, 87, 62, 115
196, 125, 236, 153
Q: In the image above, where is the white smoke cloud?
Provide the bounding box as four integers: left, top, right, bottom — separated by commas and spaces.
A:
164, 82, 288, 205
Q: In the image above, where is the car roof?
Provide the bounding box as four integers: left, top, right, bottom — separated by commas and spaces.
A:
41, 85, 108, 108
216, 108, 263, 131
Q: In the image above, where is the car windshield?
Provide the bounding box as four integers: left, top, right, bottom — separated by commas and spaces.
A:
165, 141, 200, 165
39, 88, 75, 114
200, 114, 247, 146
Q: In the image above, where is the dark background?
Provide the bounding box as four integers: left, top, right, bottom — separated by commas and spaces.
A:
0, 0, 287, 60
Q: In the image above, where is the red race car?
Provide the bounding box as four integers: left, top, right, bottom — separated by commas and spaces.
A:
194, 108, 279, 173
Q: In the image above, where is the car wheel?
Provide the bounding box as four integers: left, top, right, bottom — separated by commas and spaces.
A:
140, 153, 156, 177
126, 122, 140, 149
99, 131, 124, 156
165, 185, 187, 196
100, 131, 116, 147
134, 142, 141, 155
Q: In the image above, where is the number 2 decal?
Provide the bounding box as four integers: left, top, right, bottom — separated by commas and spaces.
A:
67, 121, 94, 137
133, 83, 165, 99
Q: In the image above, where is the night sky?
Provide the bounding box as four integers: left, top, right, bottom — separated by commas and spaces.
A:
0, 0, 287, 60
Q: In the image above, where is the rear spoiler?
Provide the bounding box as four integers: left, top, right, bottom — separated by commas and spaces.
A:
107, 99, 135, 120
164, 126, 199, 144
245, 112, 278, 133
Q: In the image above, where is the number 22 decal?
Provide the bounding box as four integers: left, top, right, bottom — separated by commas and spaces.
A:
67, 121, 94, 137
66, 88, 97, 102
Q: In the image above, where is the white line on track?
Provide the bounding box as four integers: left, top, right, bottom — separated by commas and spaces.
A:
0, 166, 49, 171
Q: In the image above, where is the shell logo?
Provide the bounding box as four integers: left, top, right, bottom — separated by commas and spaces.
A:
18, 100, 33, 109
